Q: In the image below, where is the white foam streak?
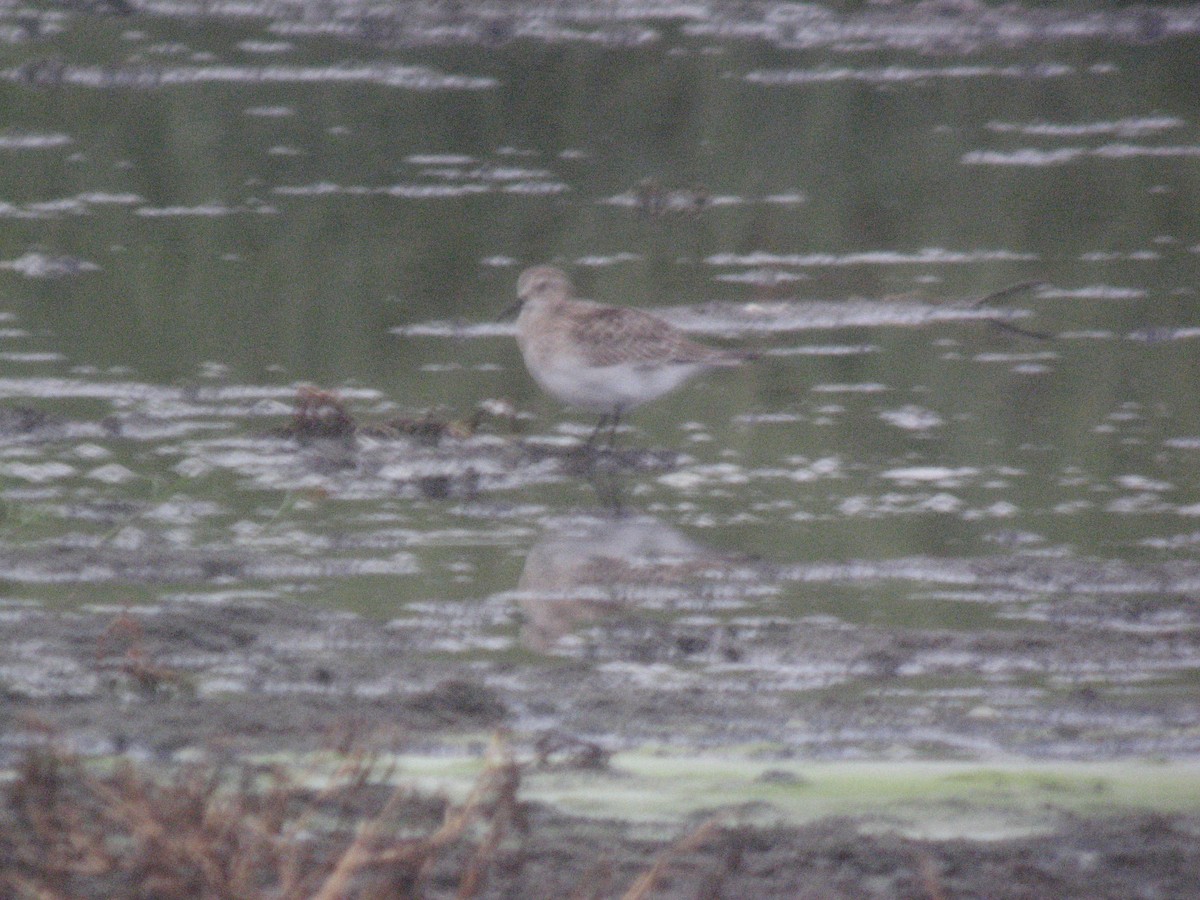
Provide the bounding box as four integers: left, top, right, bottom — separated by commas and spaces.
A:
707, 248, 1037, 267
964, 144, 1200, 166
747, 64, 1077, 86
985, 116, 1184, 138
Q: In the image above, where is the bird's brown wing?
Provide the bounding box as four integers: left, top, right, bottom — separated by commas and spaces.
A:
568, 304, 722, 367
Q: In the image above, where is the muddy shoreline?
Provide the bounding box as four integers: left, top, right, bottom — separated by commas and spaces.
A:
4, 571, 1199, 763
4, 591, 1200, 896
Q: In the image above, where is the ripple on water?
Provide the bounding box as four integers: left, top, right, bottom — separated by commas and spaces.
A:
3, 63, 497, 91
237, 40, 295, 54
661, 299, 1032, 335
0, 461, 77, 482
707, 248, 1038, 267
136, 202, 278, 217
985, 116, 1185, 138
746, 64, 1082, 86
770, 555, 1200, 598
275, 180, 560, 199
76, 0, 1200, 54
0, 193, 142, 220
0, 377, 379, 406
244, 105, 294, 117
811, 383, 888, 393
1038, 285, 1146, 301
0, 131, 72, 149
0, 252, 100, 278
0, 352, 66, 363
1127, 326, 1200, 343
963, 144, 1200, 166
878, 405, 944, 432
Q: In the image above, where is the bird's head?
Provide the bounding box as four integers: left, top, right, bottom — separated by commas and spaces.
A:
500, 265, 573, 320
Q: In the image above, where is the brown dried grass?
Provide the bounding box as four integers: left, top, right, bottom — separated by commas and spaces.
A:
1, 732, 739, 900
1, 735, 522, 900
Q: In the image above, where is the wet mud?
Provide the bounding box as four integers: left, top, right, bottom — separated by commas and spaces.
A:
3, 592, 1199, 897
4, 551, 1199, 762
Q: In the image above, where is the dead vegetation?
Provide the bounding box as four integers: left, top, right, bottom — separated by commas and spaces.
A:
0, 734, 734, 900
0, 734, 522, 900
289, 386, 359, 442
96, 608, 194, 696
279, 386, 518, 446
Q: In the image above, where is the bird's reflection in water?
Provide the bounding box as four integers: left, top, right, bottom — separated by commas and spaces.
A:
515, 508, 757, 654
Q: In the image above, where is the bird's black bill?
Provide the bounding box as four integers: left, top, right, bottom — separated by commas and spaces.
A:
497, 300, 523, 322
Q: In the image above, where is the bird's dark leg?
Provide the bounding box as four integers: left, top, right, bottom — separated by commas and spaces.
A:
585, 413, 611, 447
607, 408, 622, 449
584, 406, 624, 451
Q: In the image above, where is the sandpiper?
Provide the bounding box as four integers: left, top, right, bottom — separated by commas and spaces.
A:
507, 265, 748, 444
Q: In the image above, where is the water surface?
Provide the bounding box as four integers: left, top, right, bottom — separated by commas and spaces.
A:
1, 1, 1199, 770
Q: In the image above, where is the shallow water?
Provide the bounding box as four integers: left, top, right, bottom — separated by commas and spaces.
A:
1, 1, 1199, 767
